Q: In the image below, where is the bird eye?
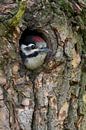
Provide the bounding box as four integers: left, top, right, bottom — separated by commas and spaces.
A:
31, 44, 35, 49
28, 43, 36, 49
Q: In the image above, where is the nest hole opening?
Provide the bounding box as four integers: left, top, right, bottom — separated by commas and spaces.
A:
19, 28, 51, 49
19, 28, 53, 70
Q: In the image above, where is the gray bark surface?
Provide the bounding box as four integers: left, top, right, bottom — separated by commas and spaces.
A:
0, 0, 86, 130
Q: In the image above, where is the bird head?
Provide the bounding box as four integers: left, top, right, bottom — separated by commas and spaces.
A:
20, 35, 51, 57
20, 35, 51, 70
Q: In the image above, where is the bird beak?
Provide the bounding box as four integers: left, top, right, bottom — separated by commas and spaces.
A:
39, 48, 52, 53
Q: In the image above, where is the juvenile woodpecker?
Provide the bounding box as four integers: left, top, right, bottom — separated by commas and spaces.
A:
20, 35, 51, 70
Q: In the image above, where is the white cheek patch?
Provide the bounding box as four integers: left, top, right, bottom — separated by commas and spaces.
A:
21, 44, 27, 51
21, 44, 39, 56
23, 51, 30, 56
21, 44, 29, 55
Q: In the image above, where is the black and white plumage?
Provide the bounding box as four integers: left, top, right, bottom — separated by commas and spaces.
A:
19, 35, 51, 70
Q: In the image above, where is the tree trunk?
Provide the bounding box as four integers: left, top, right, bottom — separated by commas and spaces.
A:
0, 0, 86, 130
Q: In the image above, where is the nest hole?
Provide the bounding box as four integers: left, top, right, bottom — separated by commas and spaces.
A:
19, 28, 52, 49
19, 28, 53, 70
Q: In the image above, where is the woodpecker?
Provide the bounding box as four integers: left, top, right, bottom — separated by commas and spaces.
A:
19, 35, 51, 70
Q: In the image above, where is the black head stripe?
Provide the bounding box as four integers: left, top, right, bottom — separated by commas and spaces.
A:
20, 50, 26, 62
27, 51, 39, 58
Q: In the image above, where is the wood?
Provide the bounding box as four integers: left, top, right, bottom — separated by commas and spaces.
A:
0, 0, 86, 130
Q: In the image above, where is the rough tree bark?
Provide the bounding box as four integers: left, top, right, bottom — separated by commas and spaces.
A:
0, 0, 86, 130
